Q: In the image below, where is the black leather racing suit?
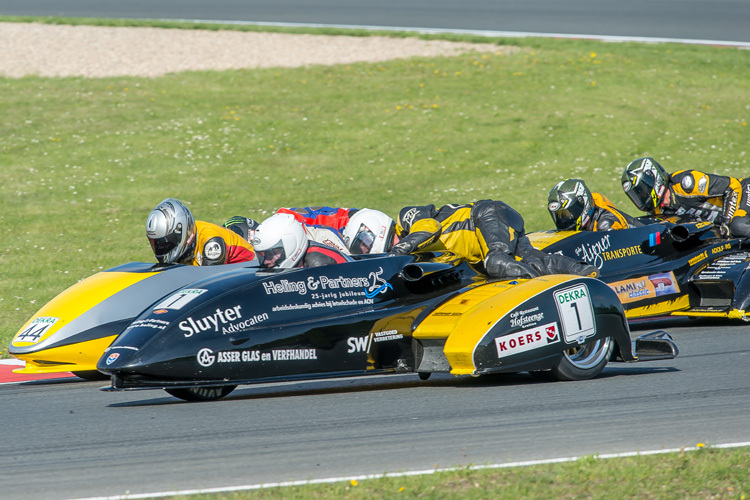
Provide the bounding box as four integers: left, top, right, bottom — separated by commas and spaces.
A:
390, 200, 599, 279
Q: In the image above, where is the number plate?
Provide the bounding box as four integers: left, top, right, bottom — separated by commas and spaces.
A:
554, 284, 596, 344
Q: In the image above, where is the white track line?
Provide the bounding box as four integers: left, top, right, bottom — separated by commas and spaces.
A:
70, 441, 750, 500
165, 19, 750, 48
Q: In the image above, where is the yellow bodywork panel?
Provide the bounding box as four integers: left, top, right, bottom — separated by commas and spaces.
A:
12, 271, 158, 348
12, 335, 118, 374
526, 230, 577, 251
622, 295, 690, 318
414, 274, 580, 376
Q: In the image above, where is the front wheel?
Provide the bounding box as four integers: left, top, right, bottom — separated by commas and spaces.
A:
550, 336, 613, 381
165, 385, 237, 402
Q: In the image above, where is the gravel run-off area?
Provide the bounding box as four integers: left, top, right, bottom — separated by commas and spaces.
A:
0, 22, 515, 78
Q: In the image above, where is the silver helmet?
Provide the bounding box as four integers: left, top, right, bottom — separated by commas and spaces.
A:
146, 198, 197, 264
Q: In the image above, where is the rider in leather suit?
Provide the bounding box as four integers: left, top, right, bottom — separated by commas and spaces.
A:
622, 157, 750, 237
548, 178, 640, 231
389, 199, 599, 279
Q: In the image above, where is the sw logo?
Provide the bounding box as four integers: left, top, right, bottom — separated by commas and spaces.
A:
347, 336, 372, 354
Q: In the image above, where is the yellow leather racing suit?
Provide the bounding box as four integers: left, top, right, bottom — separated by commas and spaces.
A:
181, 221, 256, 266
657, 170, 750, 237
390, 200, 599, 279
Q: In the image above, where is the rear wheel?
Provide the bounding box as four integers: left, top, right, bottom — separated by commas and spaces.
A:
550, 336, 613, 381
165, 385, 237, 401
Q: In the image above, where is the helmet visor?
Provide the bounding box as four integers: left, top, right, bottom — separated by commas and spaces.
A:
258, 243, 286, 268
624, 175, 657, 212
551, 208, 581, 231
148, 229, 182, 259
350, 225, 375, 254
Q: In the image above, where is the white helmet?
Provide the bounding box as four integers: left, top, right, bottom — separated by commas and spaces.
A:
146, 198, 196, 264
252, 213, 308, 268
343, 209, 396, 254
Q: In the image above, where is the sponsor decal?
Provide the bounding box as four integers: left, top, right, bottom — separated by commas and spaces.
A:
105, 353, 120, 365
648, 232, 661, 247
609, 272, 680, 304
364, 268, 393, 298
373, 329, 404, 342
574, 234, 611, 269
689, 251, 708, 266
220, 312, 269, 335
694, 253, 750, 280
509, 306, 544, 328
204, 241, 222, 260
347, 336, 372, 353
401, 207, 419, 228
348, 330, 404, 354
154, 288, 207, 310
263, 268, 392, 305
610, 277, 651, 303
712, 243, 731, 254
180, 306, 266, 337
13, 316, 59, 344
197, 348, 216, 367
179, 305, 243, 337
271, 349, 318, 360
153, 309, 168, 314
125, 318, 170, 331
601, 244, 643, 262
495, 321, 560, 358
649, 272, 680, 296
554, 284, 596, 344
548, 201, 562, 211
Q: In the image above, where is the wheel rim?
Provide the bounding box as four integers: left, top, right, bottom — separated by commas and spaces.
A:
562, 337, 612, 369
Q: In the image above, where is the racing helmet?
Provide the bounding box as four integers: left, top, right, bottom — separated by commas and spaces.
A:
547, 179, 595, 231
342, 209, 396, 254
146, 198, 197, 264
621, 157, 669, 212
252, 213, 308, 268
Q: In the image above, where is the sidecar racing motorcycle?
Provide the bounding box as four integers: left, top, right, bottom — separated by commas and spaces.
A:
529, 219, 750, 321
10, 252, 676, 401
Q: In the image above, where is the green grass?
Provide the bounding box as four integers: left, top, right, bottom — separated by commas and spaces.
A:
1, 20, 748, 355
161, 446, 750, 499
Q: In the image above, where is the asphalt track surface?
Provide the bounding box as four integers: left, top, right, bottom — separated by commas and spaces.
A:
1, 0, 749, 44
1, 320, 749, 500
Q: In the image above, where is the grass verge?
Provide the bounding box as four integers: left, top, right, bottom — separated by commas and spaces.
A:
1, 20, 748, 354
161, 445, 750, 499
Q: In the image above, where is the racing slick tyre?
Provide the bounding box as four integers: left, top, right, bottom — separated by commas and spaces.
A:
550, 336, 614, 381
165, 385, 237, 402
